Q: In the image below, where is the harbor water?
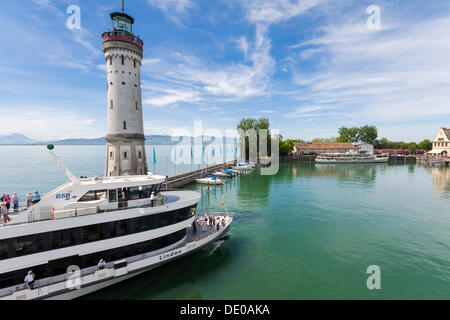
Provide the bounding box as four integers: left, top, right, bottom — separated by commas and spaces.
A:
0, 146, 449, 299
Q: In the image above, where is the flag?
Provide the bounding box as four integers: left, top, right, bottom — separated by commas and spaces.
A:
153, 147, 157, 164
221, 202, 225, 208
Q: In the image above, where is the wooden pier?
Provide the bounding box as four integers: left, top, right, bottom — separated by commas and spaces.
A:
163, 160, 237, 189
416, 157, 450, 167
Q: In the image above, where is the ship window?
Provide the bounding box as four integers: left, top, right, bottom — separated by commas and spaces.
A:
159, 210, 176, 227
142, 185, 152, 198
14, 235, 44, 257
49, 229, 77, 250
109, 189, 117, 203
78, 191, 95, 202
96, 190, 107, 200
78, 190, 107, 202
122, 82, 126, 85
81, 224, 105, 243
0, 240, 8, 260
128, 186, 141, 200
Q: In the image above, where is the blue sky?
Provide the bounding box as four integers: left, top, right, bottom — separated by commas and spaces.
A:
0, 0, 449, 141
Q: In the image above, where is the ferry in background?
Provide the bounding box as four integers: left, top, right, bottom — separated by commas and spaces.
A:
315, 151, 389, 164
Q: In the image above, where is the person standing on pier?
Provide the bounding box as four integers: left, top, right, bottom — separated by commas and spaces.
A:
32, 191, 40, 205
1, 203, 10, 224
4, 195, 11, 214
26, 192, 33, 207
12, 193, 19, 213
192, 220, 197, 235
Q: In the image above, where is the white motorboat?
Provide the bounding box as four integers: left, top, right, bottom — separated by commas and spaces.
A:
195, 176, 224, 185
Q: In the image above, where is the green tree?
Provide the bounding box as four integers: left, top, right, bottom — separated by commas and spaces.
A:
312, 137, 337, 143
417, 139, 432, 151
337, 127, 359, 142
279, 139, 294, 156
407, 142, 418, 152
237, 118, 271, 160
357, 125, 378, 145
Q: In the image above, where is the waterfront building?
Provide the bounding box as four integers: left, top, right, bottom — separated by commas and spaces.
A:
429, 127, 450, 156
293, 142, 358, 155
103, 5, 147, 176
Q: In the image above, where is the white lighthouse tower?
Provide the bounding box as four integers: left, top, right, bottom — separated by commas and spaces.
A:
102, 0, 147, 176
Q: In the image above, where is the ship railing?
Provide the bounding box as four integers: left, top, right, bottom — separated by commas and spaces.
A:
2, 195, 171, 227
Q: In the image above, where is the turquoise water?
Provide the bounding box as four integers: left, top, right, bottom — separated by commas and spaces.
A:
1, 146, 449, 299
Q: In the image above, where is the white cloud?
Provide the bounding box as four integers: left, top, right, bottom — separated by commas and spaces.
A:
147, 0, 193, 24
244, 0, 325, 24
0, 106, 99, 140
289, 16, 450, 124
143, 88, 201, 107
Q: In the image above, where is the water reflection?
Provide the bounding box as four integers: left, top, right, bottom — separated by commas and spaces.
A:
301, 163, 388, 184
429, 167, 450, 198
237, 168, 273, 205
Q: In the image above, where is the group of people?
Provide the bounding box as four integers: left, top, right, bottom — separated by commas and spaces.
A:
192, 213, 227, 234
0, 191, 41, 225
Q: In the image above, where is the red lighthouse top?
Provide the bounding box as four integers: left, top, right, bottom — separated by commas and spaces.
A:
102, 0, 143, 49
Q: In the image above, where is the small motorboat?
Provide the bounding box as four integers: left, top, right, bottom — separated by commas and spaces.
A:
213, 170, 234, 178
195, 174, 224, 185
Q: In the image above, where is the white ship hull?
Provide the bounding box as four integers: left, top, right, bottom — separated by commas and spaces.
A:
315, 157, 389, 164
3, 218, 231, 300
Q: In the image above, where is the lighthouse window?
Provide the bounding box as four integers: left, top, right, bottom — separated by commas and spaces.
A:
123, 121, 127, 130
134, 60, 136, 68
138, 151, 142, 159
136, 102, 138, 110
109, 57, 112, 65
122, 82, 126, 85
123, 151, 128, 158
121, 55, 124, 65
110, 100, 113, 110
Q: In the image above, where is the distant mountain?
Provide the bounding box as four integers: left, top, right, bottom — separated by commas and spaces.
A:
0, 134, 236, 145
48, 137, 106, 145
0, 133, 36, 145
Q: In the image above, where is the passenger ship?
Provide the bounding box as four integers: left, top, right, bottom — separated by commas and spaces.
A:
315, 151, 389, 163
0, 148, 232, 300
